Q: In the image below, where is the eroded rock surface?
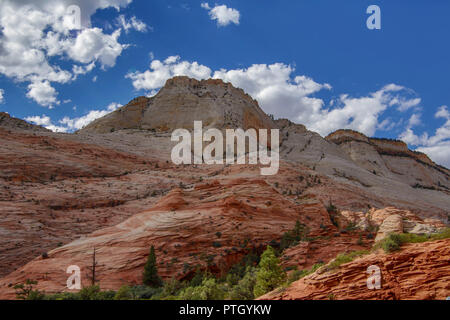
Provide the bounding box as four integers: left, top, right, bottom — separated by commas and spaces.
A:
260, 239, 450, 300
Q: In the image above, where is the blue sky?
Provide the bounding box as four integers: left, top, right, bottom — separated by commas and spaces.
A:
0, 0, 449, 167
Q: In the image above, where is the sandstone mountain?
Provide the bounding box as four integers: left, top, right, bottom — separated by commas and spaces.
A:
79, 76, 276, 134
0, 76, 448, 299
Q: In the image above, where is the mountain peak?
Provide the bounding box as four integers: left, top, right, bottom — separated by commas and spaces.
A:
79, 76, 275, 134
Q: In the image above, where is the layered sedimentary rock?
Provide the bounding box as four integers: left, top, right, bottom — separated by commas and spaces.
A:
260, 239, 450, 300
0, 172, 333, 298
0, 76, 448, 300
326, 129, 450, 191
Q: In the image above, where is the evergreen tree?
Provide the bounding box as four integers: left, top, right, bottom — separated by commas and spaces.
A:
143, 246, 163, 287
253, 246, 286, 297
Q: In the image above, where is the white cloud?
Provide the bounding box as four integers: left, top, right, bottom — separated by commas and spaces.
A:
25, 114, 67, 132
0, 89, 4, 103
126, 55, 212, 90
59, 102, 122, 130
72, 61, 96, 79
25, 102, 122, 133
399, 105, 450, 167
127, 55, 423, 138
201, 3, 240, 26
65, 28, 125, 68
395, 97, 421, 112
0, 0, 132, 106
416, 141, 450, 168
26, 80, 59, 107
116, 15, 149, 33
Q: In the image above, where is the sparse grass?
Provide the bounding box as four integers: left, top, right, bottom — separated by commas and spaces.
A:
287, 263, 324, 284
373, 228, 450, 253
325, 250, 370, 271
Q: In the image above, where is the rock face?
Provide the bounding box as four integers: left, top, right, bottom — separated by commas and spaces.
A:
0, 171, 333, 298
277, 119, 450, 225
374, 214, 403, 241
0, 76, 448, 300
80, 77, 276, 133
260, 239, 450, 300
326, 129, 450, 192
0, 112, 51, 133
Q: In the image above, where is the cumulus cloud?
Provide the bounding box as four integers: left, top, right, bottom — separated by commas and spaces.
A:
400, 105, 450, 167
127, 55, 446, 166
116, 15, 149, 33
0, 89, 4, 103
126, 55, 212, 91
65, 28, 125, 67
59, 102, 122, 130
0, 0, 132, 106
24, 115, 67, 132
72, 62, 96, 79
127, 55, 422, 138
201, 3, 240, 26
26, 81, 59, 108
25, 102, 122, 132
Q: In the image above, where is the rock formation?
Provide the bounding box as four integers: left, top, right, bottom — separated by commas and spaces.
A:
0, 112, 50, 133
259, 239, 450, 300
0, 76, 448, 300
79, 76, 275, 134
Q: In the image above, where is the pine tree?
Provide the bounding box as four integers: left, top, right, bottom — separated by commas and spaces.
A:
253, 246, 286, 297
142, 245, 162, 287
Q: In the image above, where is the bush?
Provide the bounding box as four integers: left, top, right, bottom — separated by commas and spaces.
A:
287, 263, 324, 284
228, 267, 257, 300
374, 229, 450, 253
78, 285, 102, 300
14, 279, 44, 300
129, 285, 162, 299
280, 221, 308, 251
253, 246, 286, 298
178, 278, 226, 300
114, 285, 133, 300
381, 236, 401, 253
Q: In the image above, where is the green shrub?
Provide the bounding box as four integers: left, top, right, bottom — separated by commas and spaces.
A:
178, 278, 226, 300
129, 285, 162, 299
253, 246, 286, 297
280, 220, 308, 251
374, 228, 450, 253
114, 285, 133, 300
14, 279, 44, 300
287, 263, 324, 284
228, 267, 257, 300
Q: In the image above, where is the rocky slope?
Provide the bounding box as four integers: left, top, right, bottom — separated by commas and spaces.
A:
0, 76, 448, 299
0, 164, 337, 298
326, 129, 450, 192
260, 239, 450, 300
0, 112, 50, 133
